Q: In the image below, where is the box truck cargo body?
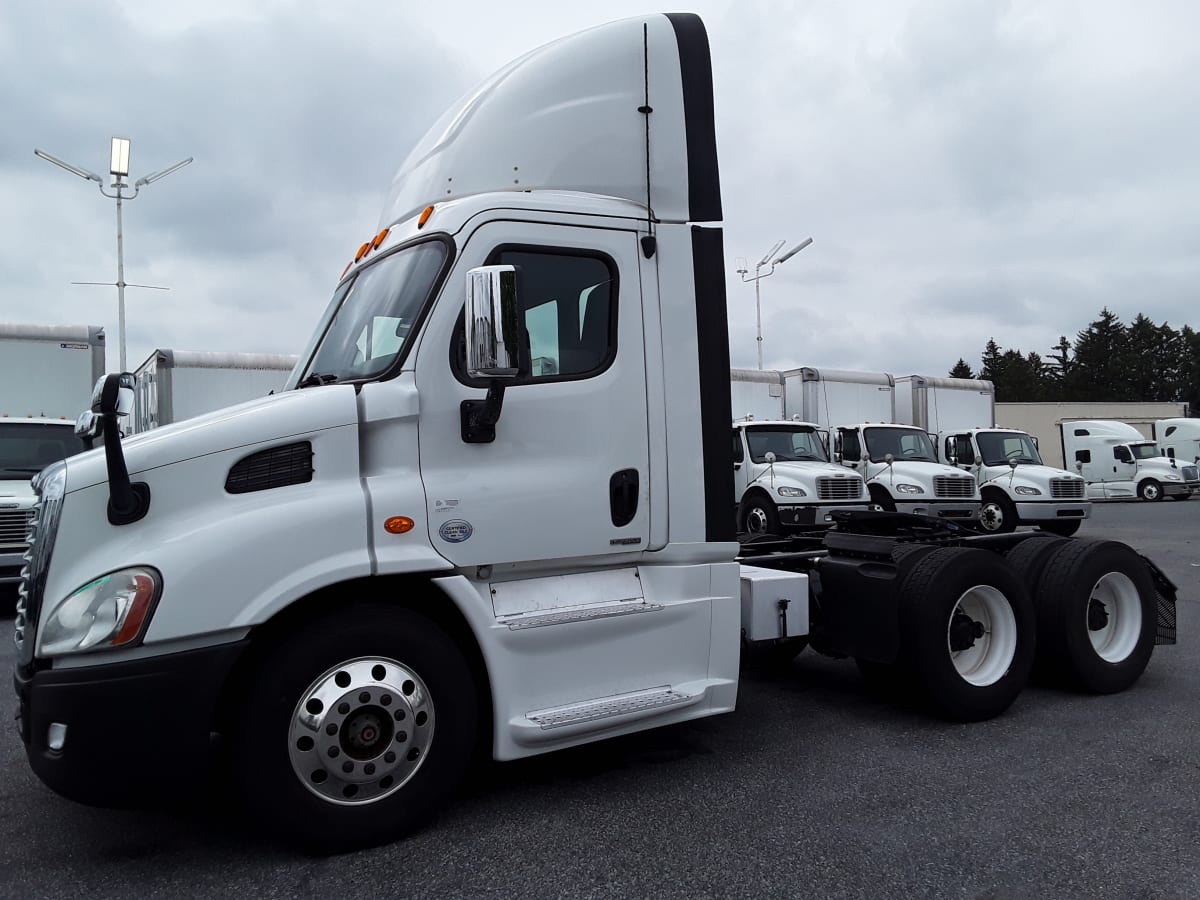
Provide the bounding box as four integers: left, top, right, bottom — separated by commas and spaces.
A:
895, 375, 1089, 534
131, 350, 300, 433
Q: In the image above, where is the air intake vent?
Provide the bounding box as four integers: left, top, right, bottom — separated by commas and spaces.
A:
1183, 466, 1199, 483
1050, 478, 1085, 499
225, 442, 314, 494
934, 476, 975, 498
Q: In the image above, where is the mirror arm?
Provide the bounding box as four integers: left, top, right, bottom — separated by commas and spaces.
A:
102, 413, 151, 525
460, 381, 507, 444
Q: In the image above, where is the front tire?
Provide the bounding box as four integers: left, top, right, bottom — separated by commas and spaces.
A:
1138, 480, 1163, 501
738, 492, 781, 536
978, 490, 1018, 534
233, 605, 478, 853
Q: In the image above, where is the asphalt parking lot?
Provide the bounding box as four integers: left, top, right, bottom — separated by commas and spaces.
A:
2, 501, 1197, 899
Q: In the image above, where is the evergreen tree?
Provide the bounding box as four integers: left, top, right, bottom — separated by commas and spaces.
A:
978, 339, 1003, 384
949, 358, 975, 379
1043, 336, 1072, 401
1069, 308, 1129, 401
1124, 313, 1160, 401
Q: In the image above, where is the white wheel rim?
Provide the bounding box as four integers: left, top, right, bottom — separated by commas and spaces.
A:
947, 585, 1017, 686
1087, 572, 1142, 662
980, 501, 1004, 532
746, 506, 769, 534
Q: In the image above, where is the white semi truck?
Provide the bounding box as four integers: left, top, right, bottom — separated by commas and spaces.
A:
1, 324, 101, 586
894, 375, 1090, 535
1061, 420, 1200, 501
16, 15, 1175, 852
787, 367, 981, 523
131, 349, 300, 434
1153, 418, 1200, 466
730, 369, 868, 534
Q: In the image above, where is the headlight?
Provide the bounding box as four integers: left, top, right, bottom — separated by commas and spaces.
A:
1163, 474, 1182, 482
777, 485, 807, 497
39, 567, 161, 657
1014, 486, 1042, 495
895, 483, 923, 494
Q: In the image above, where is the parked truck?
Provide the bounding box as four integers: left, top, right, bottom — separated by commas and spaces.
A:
786, 367, 980, 522
16, 15, 1175, 853
130, 349, 300, 433
1153, 418, 1200, 465
1, 323, 100, 586
894, 375, 1090, 535
731, 369, 868, 534
1062, 420, 1200, 501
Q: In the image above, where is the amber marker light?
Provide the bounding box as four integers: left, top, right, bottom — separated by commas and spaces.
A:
372, 227, 390, 249
417, 205, 434, 229
385, 516, 416, 534
355, 241, 371, 261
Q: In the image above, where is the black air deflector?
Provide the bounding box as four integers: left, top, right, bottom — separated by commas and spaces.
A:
225, 442, 314, 494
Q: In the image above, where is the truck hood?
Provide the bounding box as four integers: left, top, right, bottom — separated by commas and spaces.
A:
980, 464, 1082, 491
1139, 457, 1197, 478
0, 477, 35, 503
750, 461, 863, 490
869, 461, 971, 484
63, 386, 360, 493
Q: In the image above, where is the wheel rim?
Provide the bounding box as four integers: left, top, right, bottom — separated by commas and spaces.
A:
1142, 483, 1160, 501
946, 585, 1017, 686
288, 656, 435, 806
979, 501, 1005, 533
745, 505, 770, 535
1086, 572, 1142, 662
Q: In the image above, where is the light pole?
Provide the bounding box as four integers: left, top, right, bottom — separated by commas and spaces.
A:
736, 236, 812, 369
35, 138, 192, 372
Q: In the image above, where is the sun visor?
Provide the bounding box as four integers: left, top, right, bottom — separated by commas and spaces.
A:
379, 13, 721, 228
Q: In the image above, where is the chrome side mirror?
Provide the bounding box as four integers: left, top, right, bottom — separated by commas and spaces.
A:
91, 372, 135, 417
465, 265, 521, 379
74, 410, 102, 441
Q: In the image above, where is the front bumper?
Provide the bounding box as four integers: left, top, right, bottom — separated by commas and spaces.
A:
778, 502, 870, 531
14, 639, 248, 807
1163, 482, 1200, 497
894, 500, 979, 520
1014, 501, 1090, 522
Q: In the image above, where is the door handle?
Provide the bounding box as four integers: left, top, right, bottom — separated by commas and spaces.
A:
610, 469, 639, 527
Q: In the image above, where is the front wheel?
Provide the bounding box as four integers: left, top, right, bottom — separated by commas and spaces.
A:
738, 493, 781, 536
233, 605, 478, 853
1138, 480, 1163, 501
978, 491, 1018, 534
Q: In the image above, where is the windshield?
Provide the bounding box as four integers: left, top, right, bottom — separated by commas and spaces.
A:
744, 425, 829, 463
1131, 443, 1159, 460
0, 423, 87, 480
977, 431, 1043, 467
297, 240, 449, 386
863, 426, 936, 463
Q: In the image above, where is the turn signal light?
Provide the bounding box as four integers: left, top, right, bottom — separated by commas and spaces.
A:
417, 206, 434, 229
385, 516, 415, 534
355, 242, 371, 262
372, 228, 390, 249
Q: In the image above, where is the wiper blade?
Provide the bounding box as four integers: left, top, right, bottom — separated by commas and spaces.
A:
298, 372, 339, 388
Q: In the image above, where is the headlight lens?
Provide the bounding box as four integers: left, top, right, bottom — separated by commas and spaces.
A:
39, 567, 161, 657
895, 483, 923, 494
1014, 486, 1042, 495
777, 486, 807, 497
1163, 474, 1182, 481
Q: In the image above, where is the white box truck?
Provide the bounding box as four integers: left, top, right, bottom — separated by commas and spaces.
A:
131, 349, 300, 433
15, 15, 1176, 853
1153, 418, 1200, 465
1062, 420, 1200, 500
1, 323, 101, 586
785, 367, 980, 522
730, 369, 868, 534
895, 375, 1090, 535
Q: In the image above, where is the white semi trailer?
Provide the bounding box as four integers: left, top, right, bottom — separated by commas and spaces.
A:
1061, 420, 1200, 500
0, 323, 101, 586
1154, 418, 1200, 465
16, 15, 1175, 853
895, 375, 1090, 535
130, 349, 300, 433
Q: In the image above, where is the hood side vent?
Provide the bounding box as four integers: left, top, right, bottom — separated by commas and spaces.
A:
226, 442, 314, 494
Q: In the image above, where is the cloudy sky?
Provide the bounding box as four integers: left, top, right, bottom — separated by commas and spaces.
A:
2, 0, 1197, 379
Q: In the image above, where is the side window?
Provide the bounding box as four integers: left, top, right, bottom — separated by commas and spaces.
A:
1076, 449, 1091, 464
952, 435, 974, 464
494, 248, 616, 382
732, 430, 744, 464
839, 428, 861, 461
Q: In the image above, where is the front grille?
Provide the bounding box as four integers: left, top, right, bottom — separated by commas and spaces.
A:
1182, 466, 1199, 482
15, 477, 65, 664
817, 476, 862, 501
1050, 478, 1085, 499
933, 475, 975, 498
0, 509, 33, 548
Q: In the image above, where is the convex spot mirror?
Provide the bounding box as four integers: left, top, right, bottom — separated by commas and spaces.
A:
74, 410, 101, 440
91, 372, 135, 417
464, 265, 521, 379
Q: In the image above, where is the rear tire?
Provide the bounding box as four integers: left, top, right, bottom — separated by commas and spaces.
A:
895, 547, 1035, 721
233, 605, 478, 853
1038, 520, 1082, 537
1032, 540, 1157, 693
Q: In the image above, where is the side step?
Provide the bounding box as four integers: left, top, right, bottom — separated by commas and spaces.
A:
512, 686, 702, 745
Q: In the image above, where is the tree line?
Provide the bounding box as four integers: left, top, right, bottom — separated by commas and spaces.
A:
949, 308, 1200, 409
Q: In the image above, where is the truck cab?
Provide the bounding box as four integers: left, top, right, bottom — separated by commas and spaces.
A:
1154, 418, 1200, 466
1063, 420, 1200, 501
940, 427, 1088, 534
732, 417, 867, 534
830, 423, 979, 521
0, 417, 87, 586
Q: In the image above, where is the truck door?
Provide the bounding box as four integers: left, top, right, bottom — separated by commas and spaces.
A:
415, 221, 651, 568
